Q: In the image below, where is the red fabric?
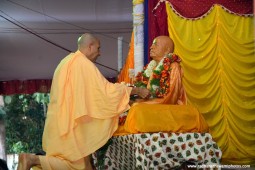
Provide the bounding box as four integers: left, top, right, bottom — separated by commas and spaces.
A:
0, 79, 52, 95
147, 0, 169, 63
167, 0, 253, 18
0, 77, 115, 95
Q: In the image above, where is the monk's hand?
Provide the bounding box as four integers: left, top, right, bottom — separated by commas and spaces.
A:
137, 87, 151, 99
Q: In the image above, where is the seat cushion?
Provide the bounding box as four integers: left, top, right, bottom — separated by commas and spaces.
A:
114, 103, 209, 136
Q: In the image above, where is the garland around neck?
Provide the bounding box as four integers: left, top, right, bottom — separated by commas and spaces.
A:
134, 53, 181, 98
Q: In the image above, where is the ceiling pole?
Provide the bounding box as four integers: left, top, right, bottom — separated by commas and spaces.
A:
117, 36, 123, 72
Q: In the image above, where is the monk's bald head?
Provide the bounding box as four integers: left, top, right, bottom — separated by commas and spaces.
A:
77, 33, 101, 62
150, 36, 175, 62
155, 36, 174, 53
78, 33, 98, 50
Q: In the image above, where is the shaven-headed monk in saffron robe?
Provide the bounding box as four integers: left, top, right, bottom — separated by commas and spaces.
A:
17, 33, 151, 170
132, 35, 187, 105
114, 36, 209, 136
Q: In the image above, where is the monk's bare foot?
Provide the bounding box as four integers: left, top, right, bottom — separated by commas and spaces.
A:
17, 153, 34, 170
85, 155, 93, 170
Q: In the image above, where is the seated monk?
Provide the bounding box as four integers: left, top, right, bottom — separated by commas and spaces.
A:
114, 36, 209, 136
132, 35, 187, 105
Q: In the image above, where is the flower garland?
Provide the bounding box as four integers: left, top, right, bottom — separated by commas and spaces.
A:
134, 53, 181, 98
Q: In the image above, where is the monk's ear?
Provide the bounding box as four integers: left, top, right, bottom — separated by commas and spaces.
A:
88, 43, 93, 51
167, 46, 174, 53
165, 46, 171, 54
88, 43, 92, 48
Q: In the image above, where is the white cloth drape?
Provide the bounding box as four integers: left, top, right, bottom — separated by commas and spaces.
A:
133, 1, 144, 75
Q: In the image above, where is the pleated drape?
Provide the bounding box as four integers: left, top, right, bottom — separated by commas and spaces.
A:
166, 3, 255, 164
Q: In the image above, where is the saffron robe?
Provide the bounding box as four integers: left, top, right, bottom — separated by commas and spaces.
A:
114, 104, 209, 136
113, 61, 208, 136
42, 50, 132, 162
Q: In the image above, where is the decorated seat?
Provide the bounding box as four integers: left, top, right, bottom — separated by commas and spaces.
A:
92, 104, 222, 169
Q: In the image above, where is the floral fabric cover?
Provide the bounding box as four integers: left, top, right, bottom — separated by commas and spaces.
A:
93, 132, 222, 169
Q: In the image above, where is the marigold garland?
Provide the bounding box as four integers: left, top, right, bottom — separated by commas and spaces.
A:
134, 53, 181, 98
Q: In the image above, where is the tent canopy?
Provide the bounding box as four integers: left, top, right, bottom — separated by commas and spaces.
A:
0, 0, 133, 81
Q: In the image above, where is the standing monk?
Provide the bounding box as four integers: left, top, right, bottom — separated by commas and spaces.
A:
17, 33, 150, 170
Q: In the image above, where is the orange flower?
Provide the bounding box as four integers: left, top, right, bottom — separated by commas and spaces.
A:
161, 70, 168, 77
143, 80, 148, 84
163, 64, 170, 70
134, 53, 181, 98
152, 74, 160, 79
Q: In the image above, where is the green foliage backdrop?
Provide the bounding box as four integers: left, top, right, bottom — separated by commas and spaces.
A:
3, 93, 49, 154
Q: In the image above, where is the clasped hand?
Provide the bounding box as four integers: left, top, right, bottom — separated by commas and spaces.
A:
137, 87, 151, 99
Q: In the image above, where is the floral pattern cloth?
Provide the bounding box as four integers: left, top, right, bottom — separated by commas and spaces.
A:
92, 132, 222, 169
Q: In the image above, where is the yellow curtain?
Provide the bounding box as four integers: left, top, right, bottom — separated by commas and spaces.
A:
166, 4, 255, 165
